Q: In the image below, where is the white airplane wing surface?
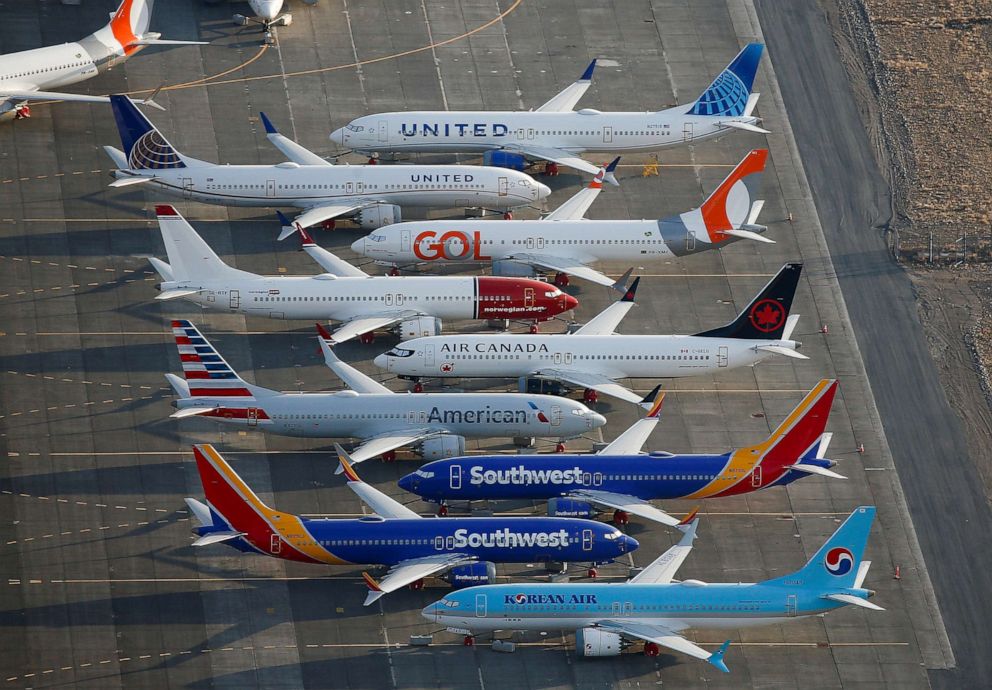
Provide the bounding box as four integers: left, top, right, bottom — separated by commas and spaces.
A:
316, 332, 393, 393
335, 445, 421, 519
573, 276, 639, 334
597, 389, 664, 455
279, 218, 369, 277
502, 143, 604, 178
288, 203, 375, 233
505, 253, 614, 287
595, 620, 730, 671
1, 89, 113, 104
628, 518, 699, 583
260, 112, 333, 166
342, 430, 436, 469
325, 313, 417, 345
534, 368, 642, 405
568, 489, 682, 528
535, 60, 596, 112
362, 554, 475, 606
542, 157, 618, 220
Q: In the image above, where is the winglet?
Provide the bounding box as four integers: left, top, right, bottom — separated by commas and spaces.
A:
603, 156, 620, 186
277, 213, 300, 241
315, 322, 333, 341
297, 224, 315, 246
580, 59, 597, 82
707, 640, 731, 673
642, 388, 665, 417
610, 268, 634, 294
335, 443, 362, 481
620, 275, 640, 301
259, 112, 278, 135
362, 572, 385, 606
678, 506, 699, 527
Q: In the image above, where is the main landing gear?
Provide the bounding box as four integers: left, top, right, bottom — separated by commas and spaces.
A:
583, 388, 598, 404
554, 272, 570, 288
529, 322, 540, 334
463, 635, 475, 647
360, 332, 376, 344
612, 510, 630, 526
644, 642, 661, 657
437, 504, 449, 517
587, 567, 599, 578
380, 450, 397, 462
408, 578, 425, 591
14, 105, 30, 120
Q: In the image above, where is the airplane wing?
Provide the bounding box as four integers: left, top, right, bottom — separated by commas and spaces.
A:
535, 60, 596, 112
1, 89, 114, 104
341, 430, 437, 469
260, 112, 333, 166
597, 388, 664, 455
573, 276, 639, 334
278, 214, 369, 277
504, 253, 615, 288
155, 288, 204, 301
568, 489, 683, 528
287, 203, 375, 234
534, 368, 642, 405
628, 518, 699, 582
362, 554, 475, 606
595, 620, 730, 672
316, 328, 393, 393
324, 313, 416, 345
335, 445, 421, 519
542, 157, 619, 220
501, 143, 607, 180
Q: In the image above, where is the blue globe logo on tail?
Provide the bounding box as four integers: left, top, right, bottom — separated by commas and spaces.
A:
690, 70, 749, 117
129, 130, 185, 170
823, 546, 854, 576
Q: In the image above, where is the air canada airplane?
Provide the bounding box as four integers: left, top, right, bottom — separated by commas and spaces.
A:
151, 206, 577, 344
424, 507, 882, 670
375, 263, 807, 405
104, 99, 549, 229
0, 0, 203, 120
330, 44, 767, 178
186, 444, 637, 605
400, 381, 844, 527
354, 149, 770, 287
166, 321, 606, 464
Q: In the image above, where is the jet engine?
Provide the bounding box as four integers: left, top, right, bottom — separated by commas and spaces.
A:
0, 100, 26, 122
492, 260, 537, 278
443, 562, 497, 588
356, 205, 402, 230
395, 316, 442, 341
483, 150, 528, 171
547, 498, 595, 519
576, 628, 624, 657
417, 435, 466, 460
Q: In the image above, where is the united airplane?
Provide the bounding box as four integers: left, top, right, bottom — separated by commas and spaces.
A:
400, 381, 843, 527
166, 320, 605, 463
375, 263, 807, 405
0, 0, 202, 120
330, 44, 767, 178
186, 443, 637, 605
151, 205, 577, 344
103, 98, 549, 229
423, 507, 882, 670
353, 149, 769, 287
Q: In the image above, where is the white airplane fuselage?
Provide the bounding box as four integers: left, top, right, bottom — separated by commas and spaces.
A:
0, 43, 100, 94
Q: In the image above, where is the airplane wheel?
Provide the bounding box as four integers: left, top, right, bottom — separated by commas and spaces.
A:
612, 510, 629, 526
360, 332, 375, 344
437, 504, 448, 517
587, 567, 598, 579
554, 272, 570, 288
555, 443, 566, 453
463, 635, 475, 647
644, 642, 661, 657
15, 105, 30, 120
529, 323, 539, 334
321, 219, 336, 231
389, 266, 401, 276
381, 450, 397, 462
583, 389, 598, 404
413, 381, 424, 393
503, 211, 513, 220
409, 578, 425, 591
368, 157, 378, 165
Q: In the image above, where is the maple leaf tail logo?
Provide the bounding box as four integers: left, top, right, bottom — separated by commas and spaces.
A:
748, 299, 785, 334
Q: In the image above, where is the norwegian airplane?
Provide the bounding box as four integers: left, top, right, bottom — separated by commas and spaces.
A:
375, 263, 808, 405
103, 99, 549, 230
166, 321, 606, 464
150, 206, 577, 344
354, 149, 770, 288
330, 44, 767, 178
0, 0, 203, 121
186, 444, 636, 605
400, 381, 844, 527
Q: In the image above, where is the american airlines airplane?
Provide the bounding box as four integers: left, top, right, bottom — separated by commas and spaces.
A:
151, 206, 577, 344
424, 507, 881, 669
330, 44, 767, 178
103, 98, 550, 229
166, 320, 606, 464
375, 264, 808, 405
354, 149, 770, 287
186, 443, 636, 605
0, 0, 202, 121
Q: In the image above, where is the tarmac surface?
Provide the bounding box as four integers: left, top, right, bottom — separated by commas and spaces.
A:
0, 0, 953, 687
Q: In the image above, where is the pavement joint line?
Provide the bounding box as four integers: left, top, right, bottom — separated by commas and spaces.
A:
0, 489, 185, 515
0, 393, 160, 420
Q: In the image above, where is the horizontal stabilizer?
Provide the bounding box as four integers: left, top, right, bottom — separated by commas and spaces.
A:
823, 593, 884, 611
164, 373, 190, 399
155, 288, 202, 301
170, 406, 218, 419
789, 463, 846, 479
755, 344, 809, 360
184, 498, 213, 527
109, 176, 154, 188
132, 38, 209, 46
720, 120, 770, 134
719, 228, 774, 243
147, 257, 173, 281
192, 531, 245, 547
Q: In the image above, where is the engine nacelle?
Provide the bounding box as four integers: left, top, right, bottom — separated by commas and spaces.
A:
493, 260, 537, 278
576, 628, 623, 657
0, 100, 22, 122
356, 204, 402, 230
547, 498, 595, 519
418, 435, 466, 460
396, 316, 442, 341
233, 13, 250, 25
483, 150, 527, 171
443, 562, 497, 588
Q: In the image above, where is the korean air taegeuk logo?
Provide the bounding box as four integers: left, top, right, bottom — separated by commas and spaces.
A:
824, 547, 854, 576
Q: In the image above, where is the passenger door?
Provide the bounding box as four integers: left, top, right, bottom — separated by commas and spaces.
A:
229, 290, 240, 310
475, 594, 487, 617
498, 177, 508, 197
266, 179, 276, 197
582, 529, 593, 552
602, 126, 613, 143
377, 120, 388, 143
449, 465, 462, 490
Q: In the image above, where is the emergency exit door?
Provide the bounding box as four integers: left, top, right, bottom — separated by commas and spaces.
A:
498, 177, 509, 196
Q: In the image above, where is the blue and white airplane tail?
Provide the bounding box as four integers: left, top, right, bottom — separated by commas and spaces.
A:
687, 43, 764, 117
108, 94, 192, 170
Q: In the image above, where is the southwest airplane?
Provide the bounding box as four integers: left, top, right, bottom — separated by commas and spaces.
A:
399, 380, 844, 528
423, 506, 882, 670
186, 443, 637, 605
150, 205, 577, 344
375, 263, 807, 405
353, 149, 770, 288
330, 44, 767, 178
0, 0, 203, 120
103, 98, 550, 229
166, 320, 605, 463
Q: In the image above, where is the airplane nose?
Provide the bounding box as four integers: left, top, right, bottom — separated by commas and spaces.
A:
258, 0, 281, 20
421, 602, 441, 623
330, 128, 345, 146
350, 237, 367, 255
622, 535, 639, 553
564, 294, 578, 311
536, 182, 552, 200
372, 354, 388, 370
589, 411, 607, 428
397, 473, 415, 493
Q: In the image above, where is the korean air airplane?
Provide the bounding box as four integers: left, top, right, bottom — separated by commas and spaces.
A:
186, 444, 637, 605
330, 44, 767, 179
375, 263, 807, 405
166, 321, 605, 464
353, 149, 769, 288
102, 98, 549, 229
399, 381, 843, 527
423, 507, 882, 671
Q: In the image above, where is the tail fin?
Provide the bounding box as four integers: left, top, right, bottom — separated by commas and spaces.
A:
108, 0, 154, 50
694, 262, 802, 339
110, 95, 186, 170
155, 206, 249, 281
171, 320, 269, 398
750, 379, 837, 469
687, 43, 764, 117
764, 507, 876, 590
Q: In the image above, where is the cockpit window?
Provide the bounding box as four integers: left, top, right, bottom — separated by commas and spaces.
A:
414, 469, 434, 478
369, 234, 386, 242
386, 348, 415, 358
345, 124, 364, 132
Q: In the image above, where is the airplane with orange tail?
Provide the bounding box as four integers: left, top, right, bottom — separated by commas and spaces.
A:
352, 149, 770, 288
185, 443, 638, 606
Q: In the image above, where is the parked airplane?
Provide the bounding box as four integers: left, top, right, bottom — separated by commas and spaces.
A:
230, 1, 316, 42
423, 506, 881, 669
166, 320, 606, 463
354, 149, 769, 287
375, 263, 807, 405
104, 99, 549, 229
150, 206, 577, 344
330, 44, 767, 178
399, 381, 844, 527
0, 0, 203, 120
186, 443, 638, 605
